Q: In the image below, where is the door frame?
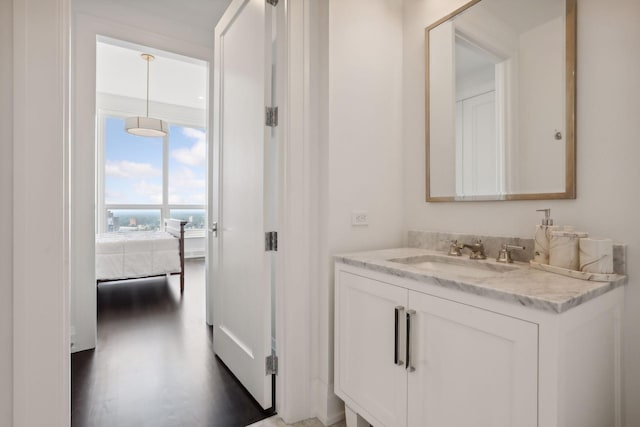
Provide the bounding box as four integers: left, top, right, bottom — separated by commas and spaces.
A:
11, 0, 71, 425
273, 0, 316, 422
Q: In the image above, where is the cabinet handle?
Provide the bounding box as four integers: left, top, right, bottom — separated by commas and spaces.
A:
394, 306, 404, 366
406, 310, 416, 372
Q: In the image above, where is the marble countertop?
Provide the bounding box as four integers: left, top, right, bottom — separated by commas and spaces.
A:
334, 248, 627, 314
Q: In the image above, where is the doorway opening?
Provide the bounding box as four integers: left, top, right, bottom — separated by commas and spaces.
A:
70, 37, 273, 426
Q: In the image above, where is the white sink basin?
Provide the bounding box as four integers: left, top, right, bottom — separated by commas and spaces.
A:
388, 253, 519, 278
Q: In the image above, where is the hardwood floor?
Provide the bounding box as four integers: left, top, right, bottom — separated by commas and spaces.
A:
72, 259, 270, 427
248, 417, 346, 427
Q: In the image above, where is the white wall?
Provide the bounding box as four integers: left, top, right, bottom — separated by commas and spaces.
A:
429, 21, 457, 197
0, 0, 13, 424
12, 0, 70, 425
517, 16, 565, 193
403, 0, 640, 425
313, 0, 406, 423
327, 0, 405, 264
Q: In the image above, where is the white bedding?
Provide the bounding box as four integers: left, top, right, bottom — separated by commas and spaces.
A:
96, 231, 181, 281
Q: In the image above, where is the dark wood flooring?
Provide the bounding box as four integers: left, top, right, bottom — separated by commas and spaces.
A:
72, 259, 269, 427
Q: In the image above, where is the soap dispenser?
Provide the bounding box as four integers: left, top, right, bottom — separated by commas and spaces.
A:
534, 209, 558, 264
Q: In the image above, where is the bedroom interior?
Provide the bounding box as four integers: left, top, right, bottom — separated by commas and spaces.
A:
3, 0, 640, 426
95, 219, 188, 291
69, 33, 212, 359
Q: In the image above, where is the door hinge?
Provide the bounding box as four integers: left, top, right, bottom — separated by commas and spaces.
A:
266, 354, 278, 375
265, 231, 278, 252
265, 106, 278, 127
266, 0, 279, 6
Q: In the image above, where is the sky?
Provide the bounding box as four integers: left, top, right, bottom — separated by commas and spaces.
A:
104, 117, 206, 205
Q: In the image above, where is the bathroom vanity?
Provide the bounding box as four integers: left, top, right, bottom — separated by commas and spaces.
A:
334, 245, 625, 427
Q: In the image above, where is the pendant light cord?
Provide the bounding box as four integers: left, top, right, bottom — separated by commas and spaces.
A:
125, 53, 167, 137
146, 56, 150, 118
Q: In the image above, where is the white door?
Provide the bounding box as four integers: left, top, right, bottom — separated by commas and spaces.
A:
211, 0, 274, 409
334, 271, 408, 427
407, 290, 538, 427
456, 91, 502, 196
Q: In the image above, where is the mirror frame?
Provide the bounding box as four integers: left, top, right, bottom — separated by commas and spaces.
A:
425, 0, 577, 202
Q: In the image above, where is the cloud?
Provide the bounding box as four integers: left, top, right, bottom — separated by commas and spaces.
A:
133, 181, 163, 204
170, 128, 206, 166
105, 160, 161, 179
169, 192, 206, 205
182, 127, 206, 141
105, 189, 128, 204
169, 167, 206, 204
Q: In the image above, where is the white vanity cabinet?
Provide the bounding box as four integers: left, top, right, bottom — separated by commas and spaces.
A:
335, 271, 408, 427
406, 289, 538, 427
334, 262, 624, 427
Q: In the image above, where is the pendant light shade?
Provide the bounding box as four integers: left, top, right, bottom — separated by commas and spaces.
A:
125, 53, 168, 137
125, 116, 169, 137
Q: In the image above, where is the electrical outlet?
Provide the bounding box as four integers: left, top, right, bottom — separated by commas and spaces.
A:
351, 211, 369, 226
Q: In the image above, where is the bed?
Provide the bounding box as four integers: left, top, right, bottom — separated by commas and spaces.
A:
95, 219, 188, 292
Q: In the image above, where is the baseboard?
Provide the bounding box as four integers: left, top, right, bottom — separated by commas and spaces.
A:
185, 252, 205, 259
70, 325, 96, 354
70, 326, 76, 352
313, 378, 345, 426
325, 406, 345, 426
70, 337, 95, 354
325, 409, 346, 426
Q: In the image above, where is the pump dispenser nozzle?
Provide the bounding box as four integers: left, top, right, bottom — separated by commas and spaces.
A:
536, 209, 553, 226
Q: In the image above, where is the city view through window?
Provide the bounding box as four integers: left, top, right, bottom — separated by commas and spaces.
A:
106, 209, 206, 232
103, 117, 206, 233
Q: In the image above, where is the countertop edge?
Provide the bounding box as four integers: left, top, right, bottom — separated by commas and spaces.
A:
334, 251, 626, 314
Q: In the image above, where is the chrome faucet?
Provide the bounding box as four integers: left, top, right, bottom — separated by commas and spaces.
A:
496, 244, 525, 263
448, 240, 463, 256
460, 240, 487, 260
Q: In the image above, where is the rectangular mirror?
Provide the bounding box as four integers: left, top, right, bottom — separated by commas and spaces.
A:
425, 0, 576, 201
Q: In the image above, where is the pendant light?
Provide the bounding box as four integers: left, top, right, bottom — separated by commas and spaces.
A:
125, 53, 169, 137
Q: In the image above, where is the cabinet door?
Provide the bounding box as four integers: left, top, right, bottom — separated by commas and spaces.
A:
335, 270, 408, 427
407, 291, 538, 427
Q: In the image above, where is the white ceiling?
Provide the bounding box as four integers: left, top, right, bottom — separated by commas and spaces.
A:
456, 37, 499, 79
77, 0, 231, 34
482, 0, 563, 34
96, 40, 208, 110
107, 0, 230, 32
92, 0, 233, 110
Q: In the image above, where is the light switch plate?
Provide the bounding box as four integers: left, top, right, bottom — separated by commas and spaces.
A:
351, 211, 369, 226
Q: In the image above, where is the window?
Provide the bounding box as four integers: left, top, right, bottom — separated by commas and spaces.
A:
107, 209, 162, 232
105, 117, 163, 205
168, 209, 206, 231
99, 116, 206, 236
168, 124, 206, 205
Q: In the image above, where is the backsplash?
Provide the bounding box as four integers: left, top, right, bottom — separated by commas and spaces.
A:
407, 230, 627, 275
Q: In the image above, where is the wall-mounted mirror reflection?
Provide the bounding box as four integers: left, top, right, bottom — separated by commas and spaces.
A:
426, 0, 576, 201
